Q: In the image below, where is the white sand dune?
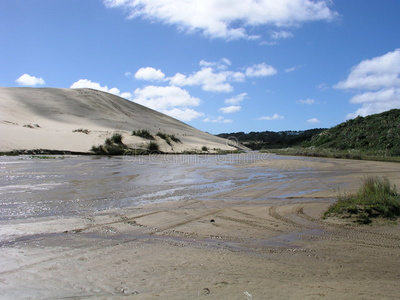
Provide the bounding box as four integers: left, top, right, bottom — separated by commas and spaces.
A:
0, 87, 240, 153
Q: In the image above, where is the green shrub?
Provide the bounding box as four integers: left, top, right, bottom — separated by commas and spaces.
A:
156, 132, 182, 145
147, 141, 160, 152
111, 133, 123, 144
105, 138, 112, 146
104, 144, 125, 155
324, 176, 400, 223
156, 132, 171, 145
91, 133, 126, 155
132, 129, 154, 140
91, 145, 105, 154
169, 135, 182, 143
201, 146, 209, 152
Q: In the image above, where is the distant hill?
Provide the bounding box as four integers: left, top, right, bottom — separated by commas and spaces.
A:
217, 128, 325, 150
306, 109, 400, 156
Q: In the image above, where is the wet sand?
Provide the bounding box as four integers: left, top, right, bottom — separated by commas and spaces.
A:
1, 156, 400, 299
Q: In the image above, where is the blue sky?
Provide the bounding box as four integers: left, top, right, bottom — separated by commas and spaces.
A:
1, 0, 399, 134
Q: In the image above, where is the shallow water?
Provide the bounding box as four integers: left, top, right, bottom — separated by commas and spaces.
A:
0, 153, 327, 220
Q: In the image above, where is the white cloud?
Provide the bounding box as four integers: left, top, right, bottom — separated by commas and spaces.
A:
335, 49, 400, 91
124, 71, 132, 77
298, 98, 315, 105
258, 113, 284, 121
163, 108, 204, 122
285, 65, 302, 73
245, 63, 277, 77
259, 40, 278, 46
105, 0, 337, 40
134, 67, 165, 81
317, 82, 329, 91
133, 85, 200, 110
140, 59, 275, 94
307, 118, 320, 124
70, 79, 125, 97
15, 74, 45, 86
346, 88, 400, 119
334, 49, 400, 118
203, 116, 233, 124
349, 88, 400, 104
169, 67, 243, 92
199, 58, 231, 70
219, 105, 241, 114
221, 58, 232, 67
225, 93, 248, 105
271, 30, 294, 40
121, 92, 133, 99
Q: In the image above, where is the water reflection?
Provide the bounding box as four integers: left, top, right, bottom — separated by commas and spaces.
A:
0, 153, 320, 220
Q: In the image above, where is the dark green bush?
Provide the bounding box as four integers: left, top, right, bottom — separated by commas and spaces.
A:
147, 141, 160, 152
91, 133, 126, 155
156, 132, 171, 145
169, 135, 182, 143
111, 133, 123, 144
132, 129, 154, 140
105, 138, 112, 146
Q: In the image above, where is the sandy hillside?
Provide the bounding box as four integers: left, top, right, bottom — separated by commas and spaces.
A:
0, 87, 239, 153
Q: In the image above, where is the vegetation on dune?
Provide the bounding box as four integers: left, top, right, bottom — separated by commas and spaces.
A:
156, 132, 182, 146
91, 133, 163, 155
110, 133, 123, 145
91, 133, 127, 155
147, 141, 160, 152
131, 129, 182, 146
132, 129, 154, 140
220, 109, 400, 161
256, 109, 400, 162
306, 109, 400, 156
72, 128, 90, 134
156, 132, 171, 145
201, 146, 209, 152
169, 134, 182, 144
324, 177, 400, 224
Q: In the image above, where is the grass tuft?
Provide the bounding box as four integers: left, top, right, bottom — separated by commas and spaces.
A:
169, 134, 182, 143
111, 133, 123, 144
132, 130, 154, 140
91, 133, 126, 155
324, 176, 400, 224
147, 141, 160, 152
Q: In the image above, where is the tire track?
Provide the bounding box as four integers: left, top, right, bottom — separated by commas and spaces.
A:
269, 205, 306, 229
216, 215, 284, 233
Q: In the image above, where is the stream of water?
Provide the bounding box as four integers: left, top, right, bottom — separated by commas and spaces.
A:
0, 153, 326, 220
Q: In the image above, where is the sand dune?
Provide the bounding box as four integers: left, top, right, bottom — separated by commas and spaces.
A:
0, 87, 239, 153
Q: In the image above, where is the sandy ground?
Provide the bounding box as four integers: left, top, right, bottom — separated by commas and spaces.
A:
1, 158, 400, 299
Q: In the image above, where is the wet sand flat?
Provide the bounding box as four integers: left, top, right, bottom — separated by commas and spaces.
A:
1, 155, 400, 299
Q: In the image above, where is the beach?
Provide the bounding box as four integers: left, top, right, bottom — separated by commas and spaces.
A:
1, 154, 400, 299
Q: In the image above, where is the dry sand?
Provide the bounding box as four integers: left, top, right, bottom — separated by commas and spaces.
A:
1, 157, 400, 299
0, 87, 238, 153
